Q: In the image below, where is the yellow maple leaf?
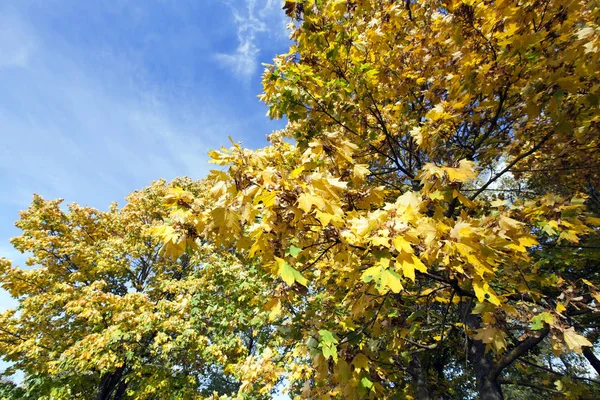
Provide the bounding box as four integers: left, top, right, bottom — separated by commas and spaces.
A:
353, 164, 370, 181
392, 236, 413, 253
386, 269, 403, 293
397, 252, 415, 282
445, 159, 477, 182
563, 328, 592, 354
297, 192, 325, 213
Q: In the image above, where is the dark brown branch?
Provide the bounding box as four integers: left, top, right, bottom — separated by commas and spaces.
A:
469, 131, 553, 201
490, 326, 550, 380
0, 326, 51, 351
299, 241, 338, 272
405, 0, 414, 21
520, 358, 600, 385
500, 379, 562, 395
365, 93, 415, 179
583, 347, 600, 377
420, 272, 476, 299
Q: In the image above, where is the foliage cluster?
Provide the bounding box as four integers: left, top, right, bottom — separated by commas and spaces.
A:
1, 0, 600, 399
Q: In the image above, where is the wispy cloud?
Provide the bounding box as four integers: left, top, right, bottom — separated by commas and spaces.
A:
0, 13, 36, 69
0, 8, 248, 210
0, 0, 291, 381
0, 1, 288, 262
215, 0, 289, 81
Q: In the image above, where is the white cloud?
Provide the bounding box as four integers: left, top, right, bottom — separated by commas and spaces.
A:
0, 11, 241, 210
0, 1, 288, 270
215, 0, 289, 81
0, 13, 36, 69
0, 8, 257, 294
259, 0, 291, 38
0, 1, 289, 381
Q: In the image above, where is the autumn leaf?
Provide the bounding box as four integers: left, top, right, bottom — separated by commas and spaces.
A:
531, 312, 555, 330
563, 328, 592, 354
276, 257, 308, 287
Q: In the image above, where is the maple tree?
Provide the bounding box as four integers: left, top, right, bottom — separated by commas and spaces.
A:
153, 0, 600, 399
0, 179, 277, 399
1, 0, 599, 399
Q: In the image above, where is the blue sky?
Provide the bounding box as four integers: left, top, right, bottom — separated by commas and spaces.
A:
0, 0, 290, 300
0, 1, 291, 389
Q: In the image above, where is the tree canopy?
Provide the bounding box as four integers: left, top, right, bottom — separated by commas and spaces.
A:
2, 0, 600, 399
0, 180, 276, 399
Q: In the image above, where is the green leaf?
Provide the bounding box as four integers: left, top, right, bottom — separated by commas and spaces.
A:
286, 244, 302, 258
531, 312, 554, 330
472, 302, 496, 315
276, 257, 308, 287
360, 376, 374, 390
361, 266, 382, 283
318, 329, 338, 362
406, 310, 425, 323
277, 258, 296, 286
319, 329, 337, 345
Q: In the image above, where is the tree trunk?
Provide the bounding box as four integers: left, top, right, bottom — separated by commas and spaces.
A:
583, 347, 600, 376
95, 365, 125, 400
407, 353, 431, 400
113, 379, 128, 400
458, 297, 550, 400
469, 339, 504, 400
459, 300, 504, 400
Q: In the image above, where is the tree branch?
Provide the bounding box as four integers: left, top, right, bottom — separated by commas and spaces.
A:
490, 326, 550, 380
500, 379, 562, 394
583, 347, 600, 377
520, 358, 600, 385
469, 131, 553, 201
